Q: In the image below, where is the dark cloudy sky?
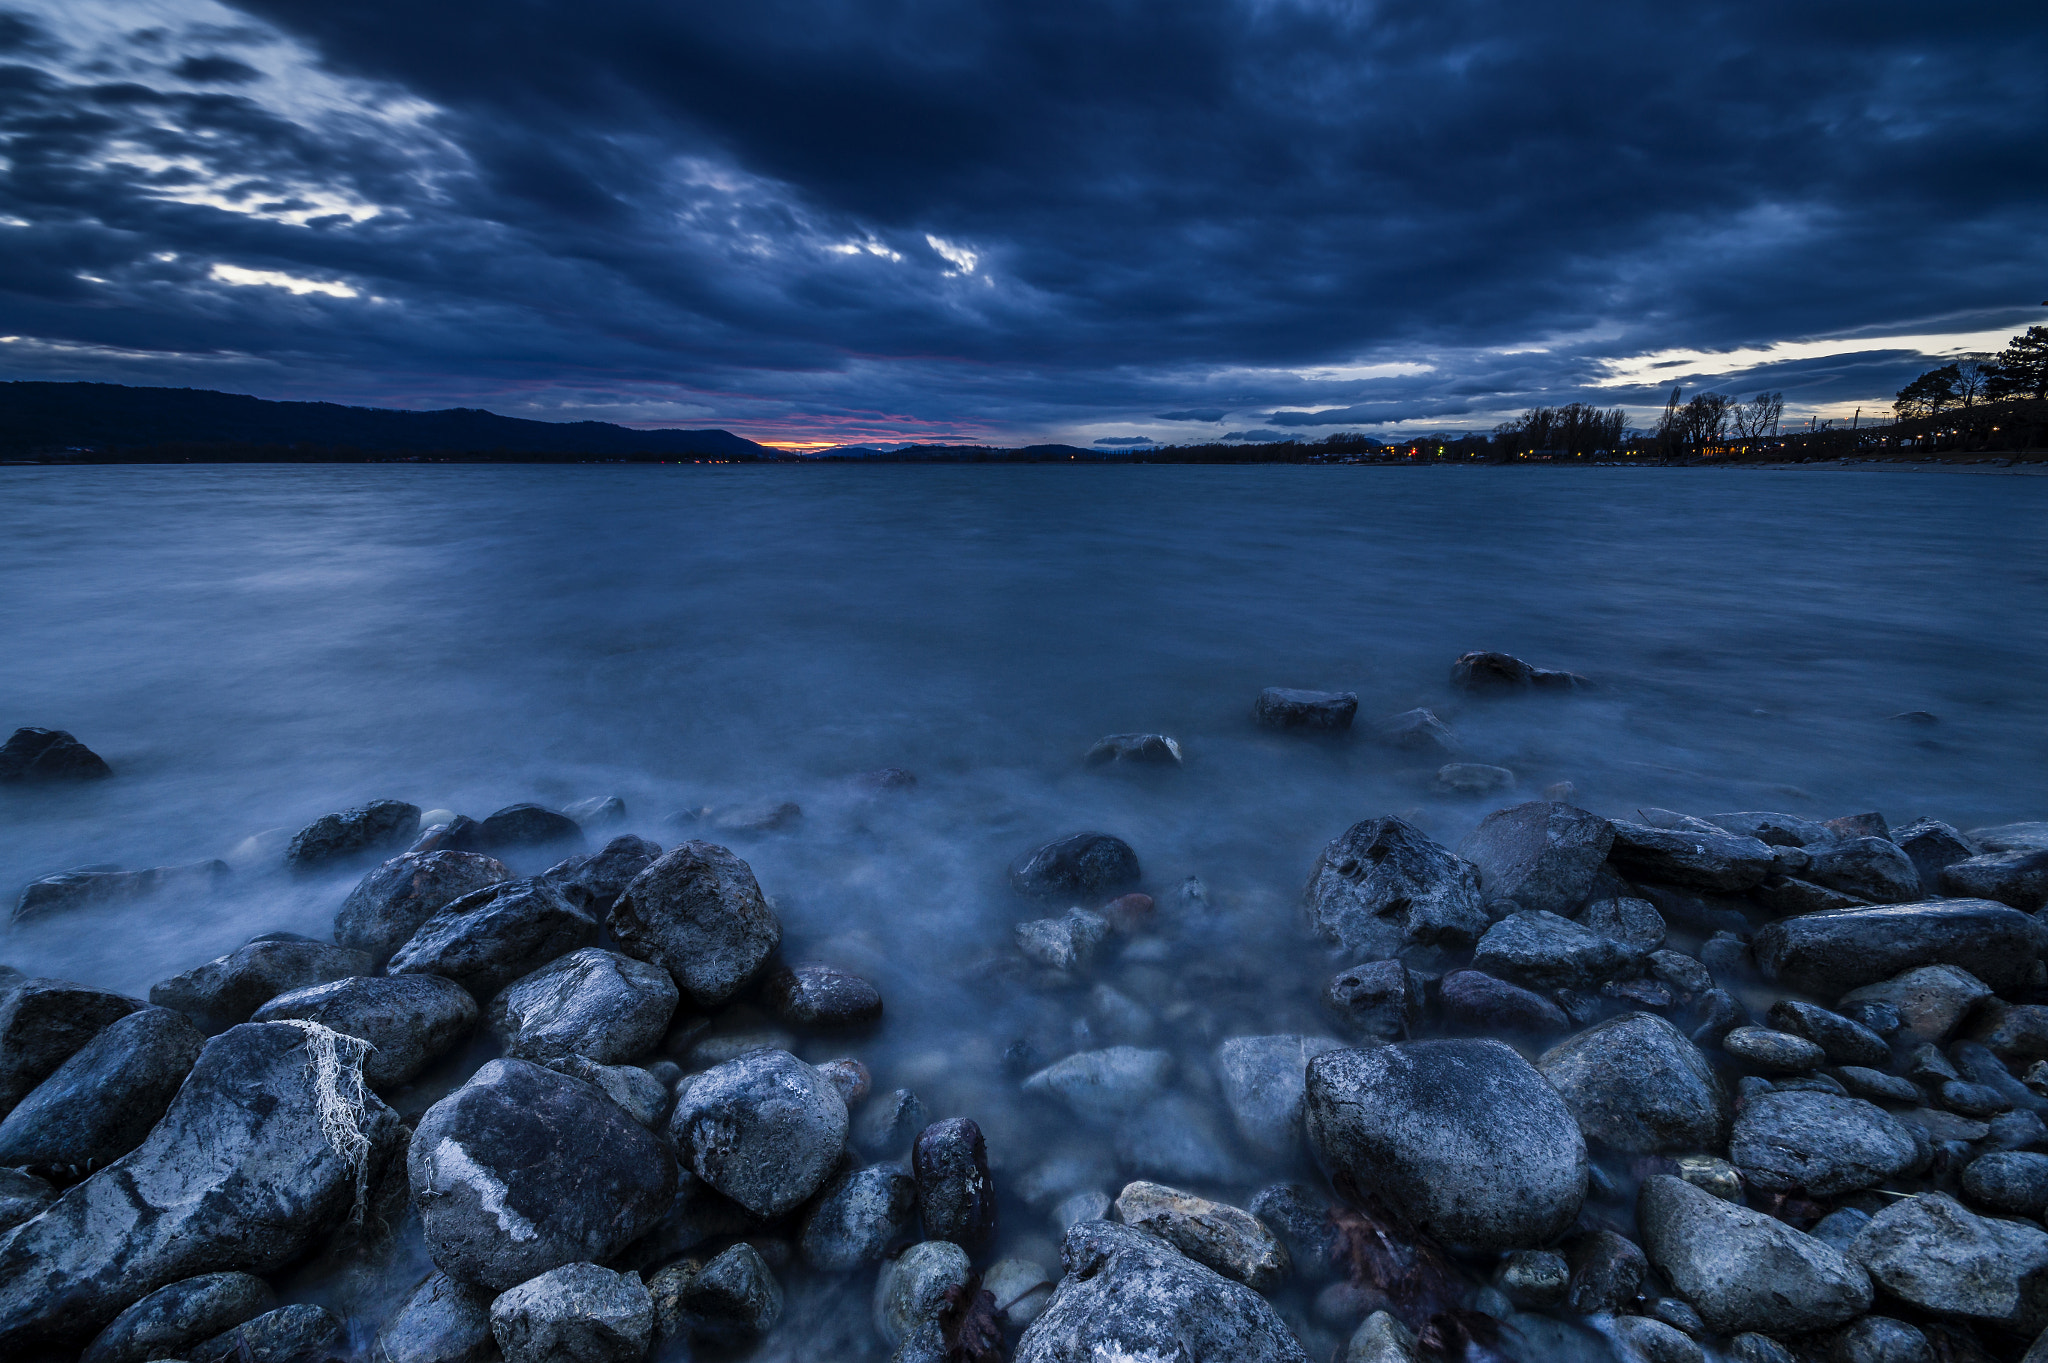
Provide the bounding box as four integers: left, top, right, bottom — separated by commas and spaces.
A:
0, 1, 2040, 447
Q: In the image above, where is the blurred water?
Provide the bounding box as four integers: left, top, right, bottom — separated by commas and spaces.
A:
2, 463, 2045, 1354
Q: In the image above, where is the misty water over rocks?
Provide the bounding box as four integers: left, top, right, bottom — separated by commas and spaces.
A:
4, 463, 2048, 1363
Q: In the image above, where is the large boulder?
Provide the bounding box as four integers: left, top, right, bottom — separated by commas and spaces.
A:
1253, 687, 1356, 731
251, 974, 477, 1089
1606, 821, 1775, 892
1730, 1090, 1920, 1196
609, 842, 781, 1006
1944, 851, 2048, 912
1804, 838, 1922, 904
541, 835, 663, 915
1214, 1034, 1345, 1159
0, 1006, 205, 1172
1457, 802, 1616, 915
409, 1058, 676, 1290
668, 1048, 847, 1218
1753, 900, 2046, 996
149, 939, 372, 1031
1850, 1193, 2048, 1334
1008, 832, 1143, 899
286, 800, 421, 869
488, 948, 676, 1066
0, 1023, 402, 1349
1303, 817, 1488, 959
0, 978, 143, 1118
1304, 1039, 1586, 1249
334, 851, 512, 962
1537, 1013, 1728, 1154
1472, 910, 1636, 992
78, 1271, 276, 1363
388, 879, 600, 1000
0, 726, 112, 781
1014, 1219, 1310, 1362
1637, 1174, 1871, 1335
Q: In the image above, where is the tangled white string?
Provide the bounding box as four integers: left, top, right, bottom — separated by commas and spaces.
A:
273, 1018, 378, 1224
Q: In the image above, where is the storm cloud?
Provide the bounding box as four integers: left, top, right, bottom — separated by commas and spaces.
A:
0, 0, 2040, 445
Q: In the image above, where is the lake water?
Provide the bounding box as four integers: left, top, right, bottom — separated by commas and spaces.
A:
4, 463, 2046, 1355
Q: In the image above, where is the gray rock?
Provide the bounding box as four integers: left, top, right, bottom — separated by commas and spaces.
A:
1250, 1183, 1338, 1284
670, 1048, 847, 1218
1303, 817, 1488, 960
1963, 1152, 2048, 1217
541, 1055, 671, 1128
1943, 1080, 2011, 1118
1754, 900, 2045, 996
914, 1117, 996, 1246
1729, 1334, 1799, 1363
1580, 897, 1668, 953
150, 939, 372, 1031
286, 800, 421, 869
1972, 823, 2048, 854
1674, 1154, 1743, 1202
1054, 1190, 1111, 1231
1015, 1219, 1311, 1362
1566, 1227, 1646, 1312
1440, 969, 1570, 1033
1606, 821, 1775, 892
335, 850, 512, 962
1115, 1093, 1245, 1185
0, 725, 112, 782
800, 1162, 918, 1270
1944, 851, 2048, 912
1374, 707, 1458, 753
1473, 909, 1636, 992
1850, 1192, 2048, 1332
612, 1167, 761, 1273
762, 964, 884, 1027
1766, 1000, 1890, 1068
487, 947, 676, 1066
1345, 1310, 1418, 1363
816, 1055, 870, 1103
1015, 909, 1112, 972
0, 1006, 204, 1173
1826, 813, 1891, 841
1114, 1180, 1288, 1292
1804, 838, 1922, 903
1829, 1316, 1932, 1363
1304, 1039, 1586, 1250
984, 1255, 1057, 1329
874, 1239, 972, 1347
1730, 1090, 1919, 1195
186, 1303, 342, 1363
654, 1242, 782, 1345
373, 1271, 495, 1363
1811, 1208, 1874, 1254
1087, 733, 1184, 766
80, 1272, 276, 1363
389, 878, 600, 1000
0, 1168, 53, 1233
1637, 1174, 1871, 1334
490, 1261, 652, 1363
1255, 687, 1357, 731
1457, 801, 1616, 915
477, 803, 584, 853
1649, 950, 1712, 995
1840, 965, 1994, 1042
12, 860, 227, 926
1611, 1315, 1704, 1363
1755, 875, 1868, 916
1009, 832, 1143, 898
1724, 1027, 1827, 1073
856, 1087, 929, 1158
0, 1023, 402, 1349
610, 841, 782, 1006
1892, 819, 1981, 889
1538, 1013, 1728, 1154
1838, 1067, 1919, 1103
1708, 811, 1832, 847
1497, 1249, 1570, 1308
1971, 1002, 2048, 1064
1023, 1047, 1174, 1120
540, 834, 662, 915
1215, 1034, 1346, 1159
0, 980, 144, 1119
1323, 960, 1423, 1041
410, 1058, 676, 1289
252, 973, 476, 1089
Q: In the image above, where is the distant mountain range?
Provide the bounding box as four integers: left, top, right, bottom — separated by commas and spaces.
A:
0, 382, 770, 460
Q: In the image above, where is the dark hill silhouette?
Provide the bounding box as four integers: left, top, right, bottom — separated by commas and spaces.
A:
0, 382, 769, 459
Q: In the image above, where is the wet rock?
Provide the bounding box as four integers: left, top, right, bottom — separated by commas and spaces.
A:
1087, 733, 1184, 766
0, 726, 112, 781
655, 1242, 782, 1345
1372, 707, 1458, 753
1766, 1001, 1890, 1068
817, 1057, 871, 1104
1054, 1189, 1111, 1230
857, 1087, 929, 1158
1839, 1067, 1919, 1103
0, 978, 144, 1118
487, 947, 676, 1066
1709, 811, 1832, 846
1457, 801, 1616, 916
1830, 1316, 1932, 1363
1498, 1249, 1570, 1308
477, 803, 583, 852
1675, 1154, 1743, 1201
1015, 1218, 1311, 1362
540, 835, 662, 916
1840, 965, 1994, 1042
800, 1162, 918, 1270
1892, 819, 1981, 888
1255, 687, 1357, 731
1971, 1002, 2048, 1065
409, 815, 485, 854
1450, 650, 1588, 693
874, 1239, 972, 1347
185, 1303, 342, 1363
1730, 1334, 1800, 1363
670, 1047, 846, 1218
1754, 901, 2045, 997
411, 1057, 676, 1290
1009, 832, 1143, 899
1305, 1039, 1586, 1250
334, 850, 513, 962
0, 1023, 401, 1349
79, 1272, 275, 1363
149, 939, 371, 1031
915, 1117, 996, 1247
610, 841, 782, 1006
0, 1168, 54, 1232
1908, 1043, 1961, 1084
1972, 823, 2048, 854
1649, 950, 1712, 995
1850, 1192, 2048, 1333
1944, 1080, 2012, 1119
1724, 1027, 1827, 1073
389, 878, 600, 1000
1755, 875, 1868, 916
1637, 1174, 1871, 1334
286, 799, 421, 869
1115, 1180, 1288, 1292
1606, 821, 1775, 892
1474, 909, 1636, 992
1345, 1310, 1419, 1363
1250, 1183, 1338, 1284
1434, 762, 1513, 795
490, 1261, 652, 1363
1803, 838, 1922, 904
763, 964, 884, 1028
542, 1055, 671, 1128
1323, 960, 1423, 1040
373, 1271, 494, 1363
1963, 1152, 2048, 1217
1304, 816, 1487, 959
1538, 1012, 1728, 1154
1580, 897, 1667, 953
1115, 1093, 1245, 1185
1023, 1046, 1174, 1120
252, 973, 476, 1089
0, 1006, 204, 1172
1215, 1034, 1345, 1159
1730, 1090, 1919, 1195
1945, 851, 2048, 912
12, 860, 227, 926
1440, 969, 1569, 1033
1568, 1228, 1647, 1312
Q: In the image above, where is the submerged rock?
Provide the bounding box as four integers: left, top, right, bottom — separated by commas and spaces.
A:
488, 947, 677, 1066
389, 878, 599, 1000
1214, 1033, 1345, 1159
1254, 687, 1357, 731
610, 841, 782, 1007
0, 726, 113, 782
334, 850, 512, 962
1753, 900, 2045, 996
1086, 733, 1185, 766
1373, 707, 1458, 754
12, 860, 227, 926
149, 939, 372, 1031
669, 1048, 847, 1218
1015, 908, 1111, 972
1114, 1180, 1289, 1292
1450, 651, 1587, 693
1637, 1174, 1870, 1335
0, 1006, 205, 1173
286, 799, 421, 869
1579, 897, 1668, 953
1023, 1047, 1174, 1121
1538, 1012, 1728, 1154
1009, 832, 1143, 898
0, 978, 144, 1118
253, 972, 477, 1089
799, 1162, 918, 1270
79, 1272, 276, 1363
1457, 801, 1616, 915
1303, 816, 1488, 959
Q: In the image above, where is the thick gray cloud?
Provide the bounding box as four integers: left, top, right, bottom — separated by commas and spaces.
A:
0, 0, 2040, 444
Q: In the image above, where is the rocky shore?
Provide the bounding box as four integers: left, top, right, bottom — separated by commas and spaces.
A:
3, 658, 2048, 1363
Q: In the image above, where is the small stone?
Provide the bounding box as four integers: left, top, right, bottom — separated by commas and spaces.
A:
1649, 950, 1712, 995
1891, 819, 1980, 888
1568, 1228, 1646, 1313
661, 1242, 782, 1345
486, 948, 676, 1066
0, 1006, 205, 1173
540, 835, 662, 915
763, 964, 884, 1027
1606, 821, 1775, 893
1450, 650, 1588, 693
1374, 707, 1458, 753
1345, 1310, 1419, 1363
1497, 1249, 1570, 1308
489, 1261, 653, 1363
1323, 961, 1422, 1041
711, 798, 803, 835
1580, 898, 1667, 953
1249, 1183, 1338, 1284
817, 1058, 871, 1105
1458, 801, 1617, 915
1961, 1151, 2048, 1217
1907, 1042, 1960, 1084
1754, 900, 2045, 997
1116, 1181, 1290, 1294
914, 1118, 996, 1247
982, 1256, 1055, 1329
1015, 909, 1111, 971
873, 1240, 971, 1348
1729, 1335, 1798, 1363
1086, 733, 1184, 766
1709, 811, 1833, 846
1698, 934, 1752, 979
1674, 1154, 1742, 1201
12, 860, 229, 927
1836, 1067, 1918, 1103
1943, 1080, 2012, 1118
562, 795, 626, 827
1538, 1012, 1729, 1154
1254, 687, 1357, 730
1828, 1316, 1932, 1363
1650, 1298, 1705, 1336
1724, 1027, 1827, 1073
